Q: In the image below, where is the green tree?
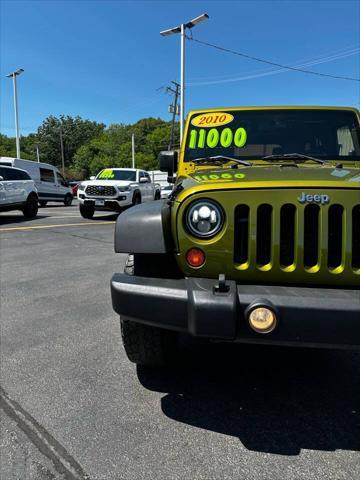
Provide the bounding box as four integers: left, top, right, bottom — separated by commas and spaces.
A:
0, 134, 16, 157
1, 116, 180, 179
0, 133, 40, 160
37, 115, 105, 168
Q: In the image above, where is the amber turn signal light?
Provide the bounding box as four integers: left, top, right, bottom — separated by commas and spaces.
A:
186, 248, 206, 268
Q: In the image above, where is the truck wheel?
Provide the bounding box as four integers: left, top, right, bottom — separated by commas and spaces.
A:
22, 195, 38, 219
154, 191, 161, 200
132, 193, 141, 206
120, 254, 179, 367
64, 194, 73, 206
39, 200, 47, 207
79, 204, 94, 219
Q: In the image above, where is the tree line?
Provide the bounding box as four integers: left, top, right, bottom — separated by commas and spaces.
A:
0, 115, 179, 179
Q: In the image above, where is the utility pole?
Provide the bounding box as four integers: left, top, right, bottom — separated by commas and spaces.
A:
166, 81, 180, 150
6, 68, 24, 158
131, 134, 135, 169
59, 126, 65, 175
160, 14, 209, 143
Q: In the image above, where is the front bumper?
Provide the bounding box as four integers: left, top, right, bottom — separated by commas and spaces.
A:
78, 194, 131, 210
111, 274, 360, 349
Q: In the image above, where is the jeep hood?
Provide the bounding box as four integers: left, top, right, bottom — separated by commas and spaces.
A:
177, 164, 360, 200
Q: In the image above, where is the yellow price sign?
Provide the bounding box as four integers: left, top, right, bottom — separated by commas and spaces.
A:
188, 127, 247, 149
98, 169, 115, 179
191, 112, 234, 128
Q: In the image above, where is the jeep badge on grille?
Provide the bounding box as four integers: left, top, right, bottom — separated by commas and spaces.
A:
298, 192, 330, 205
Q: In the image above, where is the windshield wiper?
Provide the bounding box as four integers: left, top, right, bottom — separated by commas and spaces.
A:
191, 155, 251, 167
262, 153, 325, 165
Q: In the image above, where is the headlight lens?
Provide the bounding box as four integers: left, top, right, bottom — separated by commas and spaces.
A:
186, 200, 224, 238
78, 183, 86, 191
119, 185, 130, 192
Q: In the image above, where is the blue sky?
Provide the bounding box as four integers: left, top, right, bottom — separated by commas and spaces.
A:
1, 0, 359, 137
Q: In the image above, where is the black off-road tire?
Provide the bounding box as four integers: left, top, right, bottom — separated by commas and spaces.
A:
79, 203, 94, 219
64, 194, 73, 206
120, 254, 180, 367
132, 193, 141, 206
120, 319, 177, 367
22, 194, 38, 219
39, 200, 47, 207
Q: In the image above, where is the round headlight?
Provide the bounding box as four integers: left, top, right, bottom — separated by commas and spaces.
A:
186, 200, 224, 238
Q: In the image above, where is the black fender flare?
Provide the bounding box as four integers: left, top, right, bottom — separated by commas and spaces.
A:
115, 201, 173, 254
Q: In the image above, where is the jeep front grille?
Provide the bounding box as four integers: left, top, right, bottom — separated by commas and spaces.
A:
85, 185, 116, 196
234, 201, 360, 275
352, 205, 360, 269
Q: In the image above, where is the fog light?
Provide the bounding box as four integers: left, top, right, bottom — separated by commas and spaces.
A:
186, 248, 205, 268
248, 307, 277, 334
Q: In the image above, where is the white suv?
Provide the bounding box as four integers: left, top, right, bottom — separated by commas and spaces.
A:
0, 166, 39, 218
77, 168, 161, 219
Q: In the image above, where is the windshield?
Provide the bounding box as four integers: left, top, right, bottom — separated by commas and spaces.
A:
185, 109, 360, 162
96, 169, 136, 181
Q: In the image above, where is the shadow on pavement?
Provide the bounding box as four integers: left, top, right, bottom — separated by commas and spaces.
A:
0, 215, 49, 225
138, 339, 360, 455
92, 213, 119, 221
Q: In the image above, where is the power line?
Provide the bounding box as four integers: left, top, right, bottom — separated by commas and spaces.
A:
186, 35, 360, 82
188, 44, 360, 82
187, 47, 360, 86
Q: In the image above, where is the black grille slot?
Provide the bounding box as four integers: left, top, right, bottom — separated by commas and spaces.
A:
303, 204, 319, 268
328, 204, 344, 269
256, 204, 272, 266
352, 205, 360, 269
234, 205, 250, 264
85, 185, 116, 196
280, 204, 296, 266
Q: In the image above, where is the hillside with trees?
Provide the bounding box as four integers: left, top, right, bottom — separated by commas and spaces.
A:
0, 115, 179, 179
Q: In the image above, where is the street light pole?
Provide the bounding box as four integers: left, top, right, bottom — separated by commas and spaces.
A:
180, 23, 185, 143
6, 68, 24, 158
131, 134, 135, 169
160, 14, 209, 144
59, 126, 65, 175
35, 145, 40, 162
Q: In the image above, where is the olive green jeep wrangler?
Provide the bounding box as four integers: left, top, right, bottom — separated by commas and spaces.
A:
111, 106, 360, 366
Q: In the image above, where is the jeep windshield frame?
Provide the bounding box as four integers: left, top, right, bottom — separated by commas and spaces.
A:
184, 109, 360, 163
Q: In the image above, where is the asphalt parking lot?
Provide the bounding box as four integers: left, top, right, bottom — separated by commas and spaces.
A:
1, 202, 360, 480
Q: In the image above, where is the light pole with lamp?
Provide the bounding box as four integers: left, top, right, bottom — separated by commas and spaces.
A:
6, 68, 24, 158
160, 14, 209, 144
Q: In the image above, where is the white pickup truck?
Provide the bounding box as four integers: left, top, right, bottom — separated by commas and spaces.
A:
77, 168, 161, 218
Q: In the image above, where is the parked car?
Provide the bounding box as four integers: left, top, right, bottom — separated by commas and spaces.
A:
0, 165, 39, 218
0, 157, 73, 207
160, 184, 173, 199
77, 168, 161, 219
69, 181, 80, 196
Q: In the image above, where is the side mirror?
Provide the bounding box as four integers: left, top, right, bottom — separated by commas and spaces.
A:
89, 176, 96, 180
139, 177, 148, 183
159, 150, 178, 183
